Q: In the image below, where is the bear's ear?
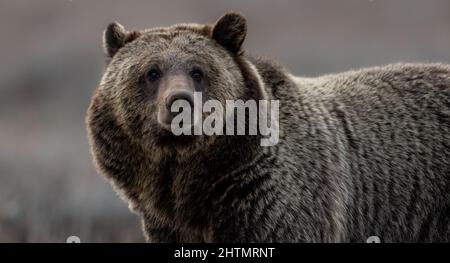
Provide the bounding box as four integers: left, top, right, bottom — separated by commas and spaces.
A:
103, 22, 140, 58
212, 12, 247, 54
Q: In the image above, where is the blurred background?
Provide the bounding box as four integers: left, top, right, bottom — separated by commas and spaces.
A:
1, 0, 450, 242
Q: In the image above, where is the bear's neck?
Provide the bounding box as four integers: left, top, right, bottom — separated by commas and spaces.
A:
157, 133, 262, 180
152, 134, 271, 232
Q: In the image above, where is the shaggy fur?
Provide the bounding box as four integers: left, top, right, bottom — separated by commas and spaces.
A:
86, 13, 450, 242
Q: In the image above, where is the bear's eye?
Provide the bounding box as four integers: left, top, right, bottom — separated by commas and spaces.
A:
190, 69, 203, 82
146, 69, 161, 82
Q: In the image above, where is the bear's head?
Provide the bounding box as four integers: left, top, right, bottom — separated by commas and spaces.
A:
95, 13, 267, 159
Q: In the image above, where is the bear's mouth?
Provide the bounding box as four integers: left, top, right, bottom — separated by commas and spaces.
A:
153, 129, 196, 148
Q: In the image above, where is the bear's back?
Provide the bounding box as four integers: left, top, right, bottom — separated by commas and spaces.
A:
256, 60, 450, 241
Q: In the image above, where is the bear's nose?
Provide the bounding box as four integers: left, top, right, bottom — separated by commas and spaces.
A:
165, 90, 195, 114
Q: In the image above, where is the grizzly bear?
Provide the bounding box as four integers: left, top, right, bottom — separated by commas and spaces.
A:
86, 12, 450, 242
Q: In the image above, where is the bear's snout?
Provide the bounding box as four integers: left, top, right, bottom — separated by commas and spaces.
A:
165, 90, 194, 113
157, 89, 196, 131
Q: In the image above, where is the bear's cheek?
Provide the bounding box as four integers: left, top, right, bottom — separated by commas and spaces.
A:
117, 99, 159, 141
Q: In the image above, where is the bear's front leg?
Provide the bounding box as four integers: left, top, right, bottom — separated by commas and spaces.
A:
209, 207, 273, 242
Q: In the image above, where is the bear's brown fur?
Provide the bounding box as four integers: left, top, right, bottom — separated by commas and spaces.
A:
87, 13, 450, 242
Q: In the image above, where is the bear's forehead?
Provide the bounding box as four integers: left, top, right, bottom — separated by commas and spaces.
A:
127, 23, 216, 53
110, 23, 232, 72
143, 23, 212, 37
117, 23, 228, 62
